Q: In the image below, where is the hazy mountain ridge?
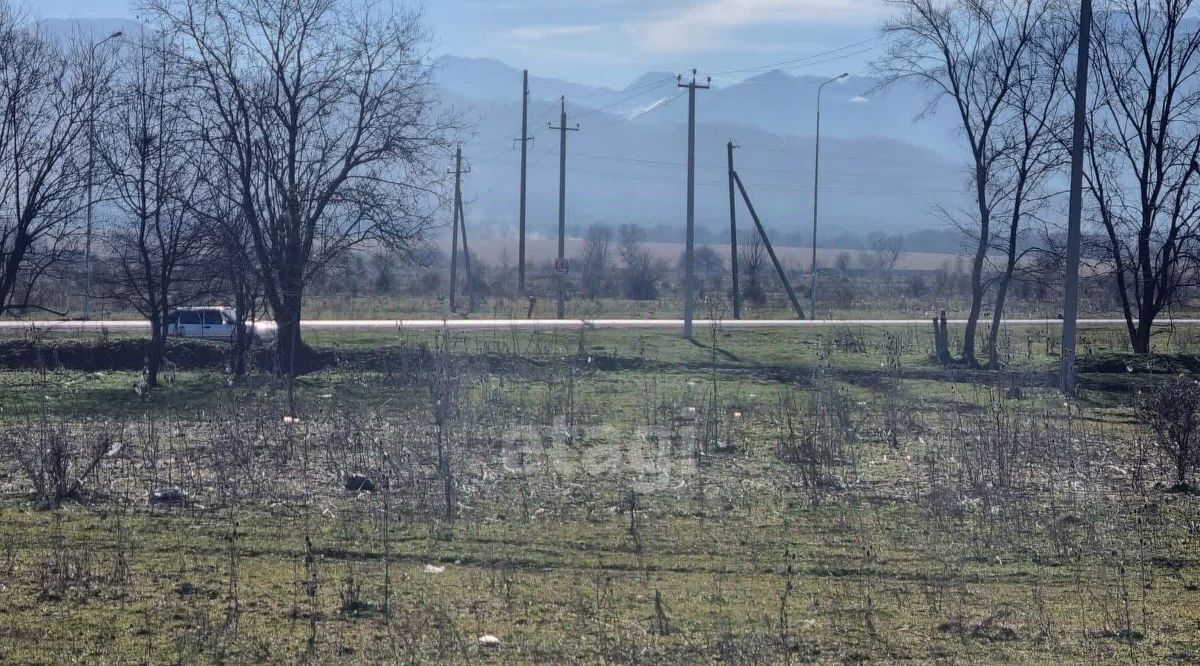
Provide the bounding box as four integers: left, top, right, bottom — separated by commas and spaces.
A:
435, 55, 964, 158
437, 57, 971, 248
46, 19, 973, 251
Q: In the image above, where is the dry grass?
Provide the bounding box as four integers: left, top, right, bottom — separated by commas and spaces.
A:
0, 328, 1197, 664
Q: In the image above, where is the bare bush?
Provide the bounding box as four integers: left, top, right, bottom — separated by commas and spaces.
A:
0, 416, 118, 506
1135, 379, 1200, 488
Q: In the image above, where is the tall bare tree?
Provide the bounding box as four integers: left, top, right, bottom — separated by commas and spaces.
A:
982, 16, 1072, 368
0, 5, 117, 316
880, 0, 1058, 366
144, 0, 452, 372
863, 232, 906, 276
98, 32, 210, 388
1083, 0, 1200, 353
582, 223, 612, 299
739, 231, 767, 307
619, 223, 660, 301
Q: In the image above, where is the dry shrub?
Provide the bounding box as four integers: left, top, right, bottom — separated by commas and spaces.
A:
1134, 379, 1200, 488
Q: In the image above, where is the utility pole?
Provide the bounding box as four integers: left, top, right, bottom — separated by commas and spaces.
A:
734, 171, 806, 320
83, 30, 122, 320
549, 96, 579, 320
727, 141, 741, 320
810, 73, 848, 322
449, 145, 469, 313
517, 70, 532, 296
459, 199, 476, 313
1061, 0, 1093, 394
679, 69, 710, 339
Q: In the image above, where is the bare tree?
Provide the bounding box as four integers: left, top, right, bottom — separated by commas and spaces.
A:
834, 251, 852, 275
0, 5, 117, 316
692, 245, 725, 297
218, 210, 262, 378
97, 32, 210, 388
739, 231, 767, 307
582, 223, 612, 299
983, 17, 1072, 368
1136, 378, 1200, 488
192, 165, 262, 379
144, 0, 453, 372
619, 223, 660, 301
1083, 0, 1200, 354
863, 232, 906, 276
880, 0, 1058, 367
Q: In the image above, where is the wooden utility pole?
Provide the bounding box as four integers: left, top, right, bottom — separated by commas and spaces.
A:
449, 146, 470, 313
518, 70, 532, 296
727, 140, 741, 319
734, 171, 805, 320
549, 96, 579, 320
679, 69, 710, 339
1061, 0, 1093, 394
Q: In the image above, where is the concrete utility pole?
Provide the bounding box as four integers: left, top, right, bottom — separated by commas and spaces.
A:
727, 140, 741, 320
810, 73, 848, 321
679, 69, 710, 339
449, 145, 470, 313
517, 70, 532, 296
459, 194, 476, 313
83, 30, 123, 321
549, 96, 579, 320
1061, 0, 1093, 394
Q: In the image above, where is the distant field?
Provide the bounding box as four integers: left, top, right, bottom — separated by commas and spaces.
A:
447, 236, 964, 272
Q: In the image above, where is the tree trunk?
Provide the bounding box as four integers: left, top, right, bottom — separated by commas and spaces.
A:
986, 243, 1019, 369
962, 244, 987, 368
231, 321, 250, 377
229, 287, 253, 378
145, 319, 165, 388
962, 158, 991, 369
986, 275, 1012, 370
1133, 303, 1153, 354
142, 272, 174, 389
273, 295, 312, 376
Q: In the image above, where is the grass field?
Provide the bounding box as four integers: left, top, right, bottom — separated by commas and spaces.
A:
0, 324, 1198, 664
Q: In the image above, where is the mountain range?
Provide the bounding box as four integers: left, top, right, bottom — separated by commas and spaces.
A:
39, 19, 975, 252
435, 55, 970, 249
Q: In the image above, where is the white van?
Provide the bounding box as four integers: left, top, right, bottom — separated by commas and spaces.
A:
166, 307, 275, 343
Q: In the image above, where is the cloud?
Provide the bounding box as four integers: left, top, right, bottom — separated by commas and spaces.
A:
628, 0, 882, 53
849, 95, 870, 103
505, 24, 599, 42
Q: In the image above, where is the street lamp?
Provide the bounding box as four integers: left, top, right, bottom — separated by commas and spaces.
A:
809, 72, 848, 321
83, 30, 123, 321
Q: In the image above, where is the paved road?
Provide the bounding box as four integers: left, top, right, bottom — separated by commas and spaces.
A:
0, 318, 1195, 333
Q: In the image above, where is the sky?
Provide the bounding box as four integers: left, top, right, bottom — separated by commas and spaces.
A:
27, 0, 892, 88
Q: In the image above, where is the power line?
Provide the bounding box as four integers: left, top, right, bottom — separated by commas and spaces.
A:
574, 75, 681, 122
708, 35, 890, 77
569, 151, 964, 180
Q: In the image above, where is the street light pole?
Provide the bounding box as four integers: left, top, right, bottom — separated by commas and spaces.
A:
83, 30, 122, 321
1060, 0, 1093, 394
809, 73, 848, 322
